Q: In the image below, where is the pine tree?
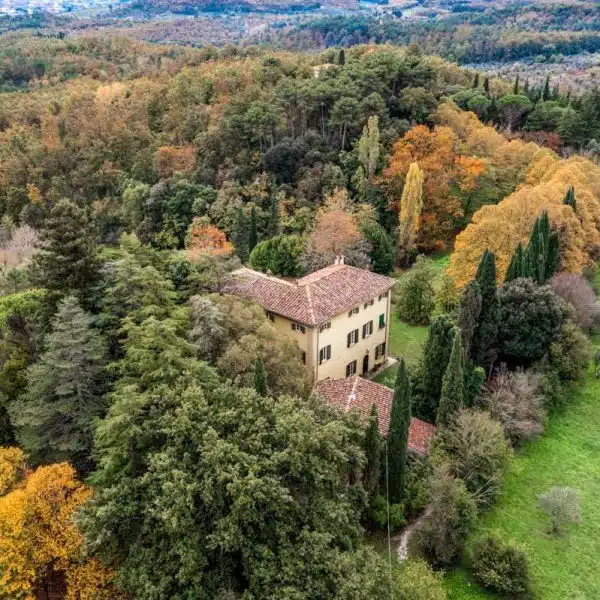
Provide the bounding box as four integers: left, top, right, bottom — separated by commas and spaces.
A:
513, 74, 520, 95
564, 186, 577, 212
11, 296, 106, 473
388, 358, 411, 504
457, 280, 482, 360
397, 162, 424, 266
363, 403, 381, 501
483, 77, 490, 94
232, 206, 249, 263
504, 242, 526, 283
436, 329, 464, 427
338, 48, 346, 66
357, 116, 380, 183
249, 206, 258, 253
472, 73, 480, 89
418, 314, 456, 421
472, 250, 500, 367
542, 76, 551, 101
32, 198, 100, 304
254, 357, 267, 397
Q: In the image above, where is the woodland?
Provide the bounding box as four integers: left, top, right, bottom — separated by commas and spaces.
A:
0, 32, 600, 599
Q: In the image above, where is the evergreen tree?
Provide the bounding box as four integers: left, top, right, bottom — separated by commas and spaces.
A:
436, 329, 464, 427
526, 211, 560, 284
564, 186, 577, 212
363, 403, 381, 501
513, 75, 520, 95
388, 358, 411, 504
417, 314, 456, 421
11, 296, 106, 473
472, 250, 500, 367
504, 242, 526, 283
269, 192, 281, 238
457, 280, 482, 360
523, 79, 530, 95
249, 205, 258, 253
231, 206, 249, 263
360, 221, 395, 275
542, 76, 551, 101
338, 48, 346, 66
32, 198, 100, 304
254, 357, 267, 397
472, 73, 480, 89
483, 77, 490, 94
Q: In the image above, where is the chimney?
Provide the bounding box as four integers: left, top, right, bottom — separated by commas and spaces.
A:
339, 255, 345, 265
333, 255, 339, 265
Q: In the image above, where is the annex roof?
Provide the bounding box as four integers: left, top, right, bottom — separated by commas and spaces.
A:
222, 264, 395, 326
313, 376, 435, 456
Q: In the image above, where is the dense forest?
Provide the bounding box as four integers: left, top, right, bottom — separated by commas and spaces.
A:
0, 31, 600, 599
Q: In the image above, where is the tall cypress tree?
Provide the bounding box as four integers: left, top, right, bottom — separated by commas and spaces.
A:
457, 279, 482, 360
564, 186, 577, 212
32, 198, 100, 305
11, 296, 106, 473
436, 329, 464, 428
472, 73, 480, 89
269, 192, 280, 238
542, 76, 551, 101
363, 403, 381, 502
249, 206, 258, 253
483, 77, 490, 94
525, 211, 560, 284
418, 314, 456, 422
254, 357, 267, 397
513, 74, 520, 95
338, 48, 346, 66
504, 242, 526, 283
388, 358, 411, 504
472, 250, 500, 367
232, 207, 249, 263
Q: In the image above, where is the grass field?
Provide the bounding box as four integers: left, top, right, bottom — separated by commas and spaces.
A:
444, 273, 600, 599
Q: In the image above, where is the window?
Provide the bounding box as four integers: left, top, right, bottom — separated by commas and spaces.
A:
291, 322, 306, 334
319, 322, 331, 333
379, 292, 388, 302
319, 344, 332, 364
363, 299, 374, 309
346, 360, 357, 377
266, 312, 275, 322
379, 313, 386, 330
375, 343, 386, 360
362, 320, 373, 338
347, 329, 359, 347
348, 306, 359, 317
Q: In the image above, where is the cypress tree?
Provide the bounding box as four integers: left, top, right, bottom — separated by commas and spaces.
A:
542, 76, 551, 101
483, 77, 490, 94
472, 250, 500, 367
253, 357, 267, 397
504, 242, 526, 283
564, 186, 577, 212
472, 73, 480, 89
10, 296, 106, 473
418, 314, 456, 421
388, 358, 411, 504
32, 198, 100, 305
513, 74, 520, 95
269, 192, 280, 238
523, 79, 530, 95
457, 279, 482, 360
525, 211, 560, 284
232, 207, 249, 263
437, 329, 464, 428
363, 403, 381, 501
360, 221, 395, 275
339, 48, 346, 66
249, 205, 258, 253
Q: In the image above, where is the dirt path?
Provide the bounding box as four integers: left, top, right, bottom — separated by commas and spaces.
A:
392, 506, 432, 561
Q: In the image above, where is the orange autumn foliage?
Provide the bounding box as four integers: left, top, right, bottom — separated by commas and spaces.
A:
383, 125, 485, 251
0, 457, 121, 600
187, 219, 233, 261
154, 145, 196, 179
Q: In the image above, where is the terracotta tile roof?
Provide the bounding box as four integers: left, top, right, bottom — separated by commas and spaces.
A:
222, 265, 395, 326
313, 376, 436, 456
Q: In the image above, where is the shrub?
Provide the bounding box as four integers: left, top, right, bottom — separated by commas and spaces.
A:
537, 486, 582, 535
369, 496, 406, 532
439, 409, 510, 508
471, 535, 532, 598
550, 273, 600, 330
393, 559, 447, 600
498, 278, 570, 365
248, 234, 305, 277
480, 367, 546, 446
395, 256, 436, 325
415, 467, 477, 568
403, 457, 432, 520
547, 322, 592, 384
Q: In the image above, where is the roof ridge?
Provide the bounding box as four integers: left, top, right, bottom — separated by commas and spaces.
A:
345, 376, 360, 411
234, 267, 296, 287
305, 281, 316, 324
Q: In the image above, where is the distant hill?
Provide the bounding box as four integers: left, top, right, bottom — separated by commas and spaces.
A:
131, 0, 359, 14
